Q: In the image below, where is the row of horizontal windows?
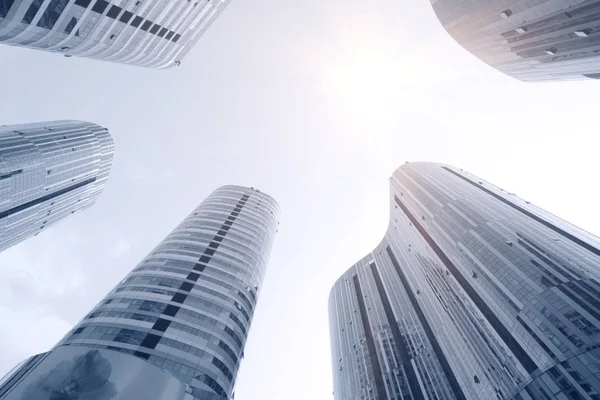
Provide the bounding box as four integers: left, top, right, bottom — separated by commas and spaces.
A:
70, 325, 115, 335
205, 197, 277, 214
116, 274, 251, 318
148, 354, 199, 379
159, 336, 206, 359
114, 285, 175, 297
163, 238, 260, 260
148, 249, 260, 269
178, 307, 221, 328
139, 258, 250, 288
182, 213, 272, 233
116, 276, 230, 310
69, 323, 237, 371
173, 226, 271, 249
84, 309, 158, 323
190, 210, 273, 230
95, 298, 239, 335
133, 265, 255, 312
102, 299, 169, 315
132, 264, 251, 300
121, 275, 183, 289
74, 307, 242, 355
114, 283, 231, 312
169, 319, 242, 350
185, 209, 274, 228
0, 177, 97, 220
151, 246, 258, 271
62, 342, 227, 397
73, 0, 182, 42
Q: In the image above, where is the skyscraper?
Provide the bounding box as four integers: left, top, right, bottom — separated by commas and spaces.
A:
430, 0, 600, 82
329, 162, 600, 400
0, 0, 230, 68
0, 185, 279, 400
0, 120, 113, 253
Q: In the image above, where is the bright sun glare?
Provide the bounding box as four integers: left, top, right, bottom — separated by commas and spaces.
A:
323, 41, 422, 131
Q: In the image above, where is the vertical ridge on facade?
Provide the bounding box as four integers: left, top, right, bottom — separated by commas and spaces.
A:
353, 274, 388, 400
370, 262, 427, 400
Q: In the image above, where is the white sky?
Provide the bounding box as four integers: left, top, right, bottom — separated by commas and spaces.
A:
1, 0, 600, 398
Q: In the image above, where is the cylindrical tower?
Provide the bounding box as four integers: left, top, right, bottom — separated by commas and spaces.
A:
0, 185, 279, 400
0, 120, 113, 253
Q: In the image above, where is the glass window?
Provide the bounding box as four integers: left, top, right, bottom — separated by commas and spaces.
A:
22, 0, 43, 24
131, 16, 143, 27
106, 5, 121, 18
64, 17, 78, 34
0, 0, 15, 17
91, 0, 108, 13
36, 0, 69, 29
119, 10, 132, 22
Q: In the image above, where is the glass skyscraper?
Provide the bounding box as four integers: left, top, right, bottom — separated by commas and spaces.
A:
0, 120, 113, 253
430, 0, 600, 82
0, 0, 230, 68
0, 185, 279, 400
329, 162, 600, 400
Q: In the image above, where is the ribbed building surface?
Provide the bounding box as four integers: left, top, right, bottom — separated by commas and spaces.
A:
330, 162, 600, 400
0, 120, 113, 253
0, 185, 279, 400
0, 0, 230, 68
431, 0, 600, 81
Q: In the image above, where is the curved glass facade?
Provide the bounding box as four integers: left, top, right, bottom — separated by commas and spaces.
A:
0, 0, 230, 68
431, 0, 600, 82
0, 185, 279, 400
330, 162, 600, 400
0, 120, 113, 253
